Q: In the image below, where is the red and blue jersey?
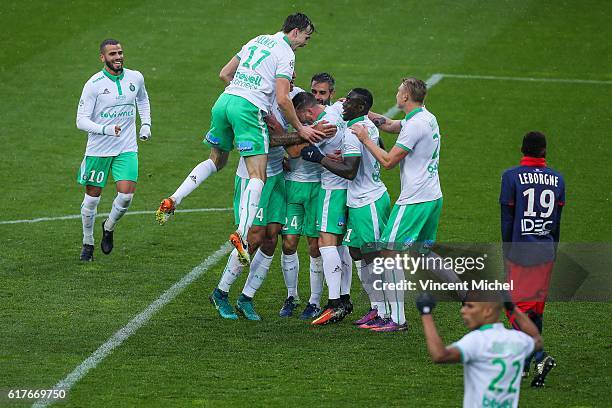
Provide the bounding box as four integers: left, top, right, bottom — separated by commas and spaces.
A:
500, 157, 565, 265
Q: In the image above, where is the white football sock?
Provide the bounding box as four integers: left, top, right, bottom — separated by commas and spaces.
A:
281, 252, 299, 298
217, 249, 244, 293
385, 266, 406, 324
242, 249, 273, 298
308, 256, 324, 306
319, 246, 342, 301
237, 178, 264, 238
81, 194, 100, 245
357, 261, 376, 308
105, 192, 133, 231
425, 251, 467, 298
338, 245, 352, 296
171, 159, 217, 205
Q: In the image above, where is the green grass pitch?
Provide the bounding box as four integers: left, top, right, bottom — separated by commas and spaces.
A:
1, 1, 611, 407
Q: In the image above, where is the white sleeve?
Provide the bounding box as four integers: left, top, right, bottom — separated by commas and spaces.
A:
396, 120, 420, 152
76, 81, 109, 135
342, 129, 361, 156
452, 332, 482, 364
136, 72, 151, 127
275, 49, 294, 80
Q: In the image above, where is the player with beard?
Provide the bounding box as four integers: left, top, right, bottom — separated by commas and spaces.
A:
76, 38, 151, 261
278, 72, 336, 319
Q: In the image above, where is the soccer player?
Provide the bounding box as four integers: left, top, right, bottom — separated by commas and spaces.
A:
76, 39, 151, 261
291, 92, 354, 325
156, 13, 323, 266
500, 131, 565, 386
278, 72, 336, 319
310, 72, 336, 105
415, 291, 542, 408
301, 88, 392, 327
211, 79, 309, 320
352, 77, 463, 331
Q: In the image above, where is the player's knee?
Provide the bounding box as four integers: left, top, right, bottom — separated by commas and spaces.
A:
308, 239, 320, 258
210, 149, 228, 170
282, 235, 298, 255
116, 192, 133, 208
348, 246, 361, 261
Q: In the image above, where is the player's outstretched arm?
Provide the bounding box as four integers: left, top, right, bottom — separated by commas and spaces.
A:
219, 56, 240, 84
269, 121, 336, 148
368, 111, 402, 133
300, 145, 359, 180
504, 300, 543, 351
351, 124, 407, 169
417, 293, 462, 364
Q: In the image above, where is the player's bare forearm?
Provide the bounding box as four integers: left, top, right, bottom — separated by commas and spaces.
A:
361, 137, 390, 166
508, 308, 543, 350
368, 111, 402, 133
269, 131, 303, 147
421, 315, 462, 364
320, 156, 360, 180
278, 96, 303, 132
219, 56, 239, 84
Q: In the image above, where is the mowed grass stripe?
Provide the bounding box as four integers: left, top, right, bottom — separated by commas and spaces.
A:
32, 242, 232, 408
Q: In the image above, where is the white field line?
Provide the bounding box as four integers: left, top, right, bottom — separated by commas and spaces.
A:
32, 242, 233, 408
381, 71, 611, 119
0, 207, 232, 225
441, 73, 612, 85
381, 73, 445, 118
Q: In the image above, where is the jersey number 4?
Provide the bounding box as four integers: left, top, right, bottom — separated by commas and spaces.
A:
242, 46, 271, 70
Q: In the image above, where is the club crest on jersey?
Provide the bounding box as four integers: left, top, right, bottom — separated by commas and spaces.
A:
129, 83, 135, 92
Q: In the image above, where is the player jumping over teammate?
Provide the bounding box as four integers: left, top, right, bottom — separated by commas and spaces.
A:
155, 13, 323, 266
76, 39, 151, 261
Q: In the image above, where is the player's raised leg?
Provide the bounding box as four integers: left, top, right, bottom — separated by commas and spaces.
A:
156, 92, 232, 225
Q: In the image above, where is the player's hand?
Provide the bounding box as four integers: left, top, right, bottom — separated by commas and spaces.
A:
416, 292, 437, 315
298, 125, 325, 144
264, 114, 284, 136
313, 120, 337, 138
301, 145, 325, 163
139, 124, 151, 141
285, 142, 308, 159
104, 124, 121, 137
325, 153, 342, 162
350, 124, 369, 142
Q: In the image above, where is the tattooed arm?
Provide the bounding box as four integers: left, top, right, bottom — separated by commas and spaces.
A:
368, 111, 402, 134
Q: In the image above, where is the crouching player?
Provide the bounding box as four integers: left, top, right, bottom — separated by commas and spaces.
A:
500, 131, 565, 386
416, 292, 543, 408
